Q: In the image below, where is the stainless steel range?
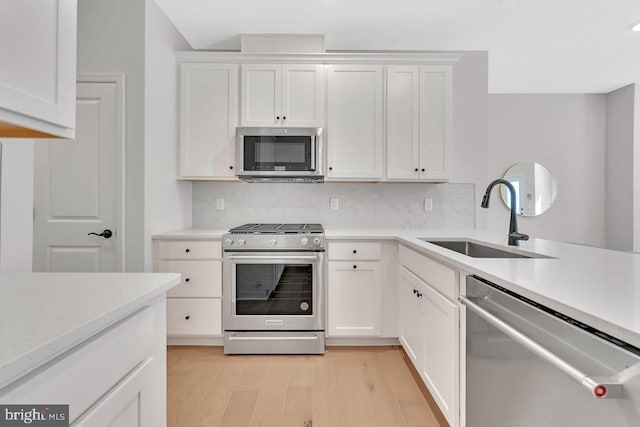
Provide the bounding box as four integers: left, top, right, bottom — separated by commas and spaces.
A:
222, 223, 325, 354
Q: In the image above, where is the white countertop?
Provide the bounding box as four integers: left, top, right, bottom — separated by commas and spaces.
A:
154, 227, 640, 348
152, 229, 227, 239
0, 272, 180, 389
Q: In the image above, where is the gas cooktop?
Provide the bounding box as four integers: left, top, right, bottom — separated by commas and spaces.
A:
228, 223, 324, 234
224, 223, 325, 251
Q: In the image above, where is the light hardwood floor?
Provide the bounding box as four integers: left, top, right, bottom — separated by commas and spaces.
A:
167, 346, 444, 427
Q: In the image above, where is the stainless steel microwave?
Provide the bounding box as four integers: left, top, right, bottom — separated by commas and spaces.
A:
236, 127, 324, 183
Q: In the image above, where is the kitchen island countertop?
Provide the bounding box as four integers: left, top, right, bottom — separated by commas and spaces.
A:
0, 272, 180, 389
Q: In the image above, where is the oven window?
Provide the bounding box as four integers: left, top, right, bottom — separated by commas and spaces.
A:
243, 136, 313, 171
235, 264, 313, 315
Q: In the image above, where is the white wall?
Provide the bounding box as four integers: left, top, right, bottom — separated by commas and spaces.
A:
144, 0, 192, 271
0, 141, 34, 272
451, 52, 488, 229
487, 94, 608, 247
605, 84, 635, 251
77, 0, 146, 271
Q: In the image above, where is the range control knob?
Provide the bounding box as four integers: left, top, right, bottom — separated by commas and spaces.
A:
224, 238, 233, 245
269, 238, 277, 247
312, 237, 321, 246
300, 237, 309, 246
237, 239, 246, 246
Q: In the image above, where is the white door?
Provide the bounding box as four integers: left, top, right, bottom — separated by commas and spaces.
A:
327, 65, 383, 180
241, 64, 282, 127
33, 80, 123, 272
281, 64, 324, 127
386, 66, 420, 180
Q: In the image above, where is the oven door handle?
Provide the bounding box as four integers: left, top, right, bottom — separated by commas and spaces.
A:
227, 255, 319, 262
227, 335, 319, 341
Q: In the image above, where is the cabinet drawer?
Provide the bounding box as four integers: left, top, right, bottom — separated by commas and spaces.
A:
399, 245, 457, 301
158, 260, 222, 298
328, 241, 382, 260
157, 240, 221, 260
167, 298, 221, 336
0, 307, 153, 424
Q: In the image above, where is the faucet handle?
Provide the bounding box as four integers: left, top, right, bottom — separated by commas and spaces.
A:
509, 232, 529, 241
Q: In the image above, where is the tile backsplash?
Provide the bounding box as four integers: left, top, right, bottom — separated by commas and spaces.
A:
193, 182, 475, 230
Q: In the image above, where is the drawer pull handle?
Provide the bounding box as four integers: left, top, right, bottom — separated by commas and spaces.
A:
413, 289, 418, 294
353, 249, 357, 254
185, 278, 190, 283
353, 265, 357, 269
416, 292, 423, 298
185, 248, 190, 253
185, 315, 190, 320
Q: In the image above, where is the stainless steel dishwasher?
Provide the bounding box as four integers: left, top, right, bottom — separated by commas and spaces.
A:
460, 276, 640, 427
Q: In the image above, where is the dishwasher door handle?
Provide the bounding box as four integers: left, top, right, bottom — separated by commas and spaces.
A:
459, 295, 624, 399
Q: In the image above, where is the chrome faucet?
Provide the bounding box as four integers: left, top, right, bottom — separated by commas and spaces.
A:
481, 179, 529, 246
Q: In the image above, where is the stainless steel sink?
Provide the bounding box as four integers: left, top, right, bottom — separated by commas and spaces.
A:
420, 239, 551, 259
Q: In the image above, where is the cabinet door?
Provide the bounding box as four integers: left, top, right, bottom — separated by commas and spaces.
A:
327, 65, 383, 180
386, 66, 420, 180
328, 261, 381, 336
179, 63, 238, 178
421, 280, 459, 426
0, 0, 76, 137
398, 266, 426, 369
241, 64, 282, 127
281, 64, 324, 127
74, 359, 153, 427
419, 65, 452, 181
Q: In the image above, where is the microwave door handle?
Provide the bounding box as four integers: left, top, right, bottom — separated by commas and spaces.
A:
310, 136, 316, 171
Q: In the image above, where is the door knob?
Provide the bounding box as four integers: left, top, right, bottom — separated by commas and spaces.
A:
88, 229, 113, 239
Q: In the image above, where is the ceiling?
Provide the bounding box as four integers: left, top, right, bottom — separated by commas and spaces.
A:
155, 0, 640, 93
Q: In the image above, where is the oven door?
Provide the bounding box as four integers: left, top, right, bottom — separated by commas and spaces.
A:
223, 252, 324, 331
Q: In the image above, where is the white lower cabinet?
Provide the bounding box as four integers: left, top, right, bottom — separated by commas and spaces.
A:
421, 275, 459, 425
0, 301, 167, 426
328, 261, 381, 336
399, 246, 459, 427
154, 238, 223, 343
399, 266, 426, 366
167, 298, 222, 336
74, 358, 152, 426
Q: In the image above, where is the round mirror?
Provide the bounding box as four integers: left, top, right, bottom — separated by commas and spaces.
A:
500, 162, 558, 216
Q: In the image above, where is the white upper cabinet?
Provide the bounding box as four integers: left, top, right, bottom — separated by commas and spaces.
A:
241, 64, 324, 127
327, 65, 384, 180
386, 65, 452, 181
386, 66, 420, 180
179, 63, 238, 179
419, 66, 452, 180
0, 0, 77, 139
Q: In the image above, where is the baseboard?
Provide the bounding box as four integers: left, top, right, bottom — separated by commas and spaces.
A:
326, 337, 400, 346
399, 347, 450, 427
167, 336, 223, 346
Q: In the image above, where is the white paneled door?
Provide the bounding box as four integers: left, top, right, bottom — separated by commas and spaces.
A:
33, 79, 123, 272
